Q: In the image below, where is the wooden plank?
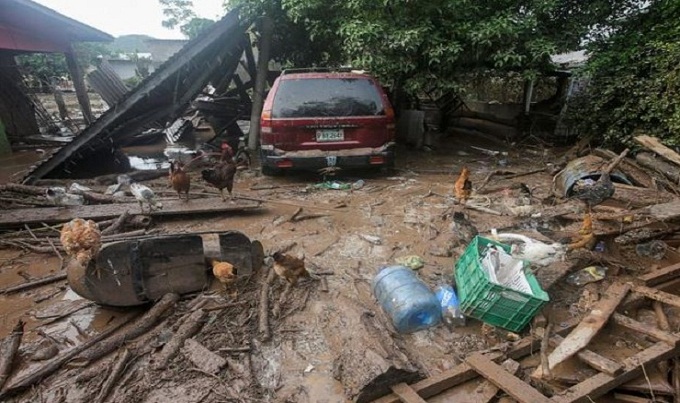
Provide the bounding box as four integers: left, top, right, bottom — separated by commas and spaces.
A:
548, 335, 623, 376
0, 198, 261, 227
476, 359, 521, 403
632, 284, 680, 309
466, 353, 551, 403
372, 317, 582, 403
551, 341, 679, 403
390, 383, 427, 403
534, 283, 631, 378
639, 263, 680, 286
635, 135, 680, 167
611, 313, 679, 346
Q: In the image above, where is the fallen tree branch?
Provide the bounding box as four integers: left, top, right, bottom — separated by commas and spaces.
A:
76, 293, 180, 363
152, 309, 207, 370
94, 348, 131, 403
0, 314, 134, 398
272, 283, 292, 319
0, 273, 67, 295
259, 268, 277, 342
100, 210, 130, 236
0, 320, 24, 390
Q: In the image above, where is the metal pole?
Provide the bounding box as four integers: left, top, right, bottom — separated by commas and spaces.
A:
247, 16, 273, 151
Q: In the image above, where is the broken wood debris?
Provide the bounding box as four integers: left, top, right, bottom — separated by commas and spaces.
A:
0, 320, 24, 390
533, 282, 631, 379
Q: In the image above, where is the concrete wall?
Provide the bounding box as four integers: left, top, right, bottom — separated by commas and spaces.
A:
145, 39, 188, 67
107, 60, 155, 80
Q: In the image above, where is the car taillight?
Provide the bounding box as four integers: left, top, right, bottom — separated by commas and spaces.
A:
261, 109, 272, 120
276, 159, 293, 168
384, 105, 395, 119
369, 156, 385, 165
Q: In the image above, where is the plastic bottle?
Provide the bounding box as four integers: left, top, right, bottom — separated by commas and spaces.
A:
435, 285, 466, 328
352, 179, 365, 190
372, 266, 442, 333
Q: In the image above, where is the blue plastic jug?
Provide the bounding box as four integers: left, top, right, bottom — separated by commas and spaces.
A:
372, 266, 442, 333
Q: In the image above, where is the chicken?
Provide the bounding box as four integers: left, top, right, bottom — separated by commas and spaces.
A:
130, 183, 163, 213
491, 229, 566, 267
45, 187, 84, 206
201, 143, 237, 201
567, 212, 596, 250
169, 160, 190, 201
454, 167, 472, 204
272, 251, 309, 285
210, 259, 237, 288
60, 218, 101, 266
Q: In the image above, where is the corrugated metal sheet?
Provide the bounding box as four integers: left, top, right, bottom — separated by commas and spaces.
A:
22, 9, 251, 183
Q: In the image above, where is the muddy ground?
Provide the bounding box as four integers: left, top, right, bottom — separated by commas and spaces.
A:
1, 131, 679, 403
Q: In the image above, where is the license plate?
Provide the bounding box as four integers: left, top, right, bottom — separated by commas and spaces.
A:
316, 129, 344, 142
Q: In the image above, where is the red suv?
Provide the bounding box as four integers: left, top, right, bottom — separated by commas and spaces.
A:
259, 68, 396, 175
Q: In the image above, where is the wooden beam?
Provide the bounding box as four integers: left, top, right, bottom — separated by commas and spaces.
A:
466, 353, 551, 403
534, 283, 631, 379
611, 393, 653, 403
634, 135, 680, 167
64, 49, 93, 124
477, 359, 521, 403
551, 341, 679, 403
372, 317, 582, 403
632, 284, 680, 309
548, 335, 623, 376
639, 263, 680, 287
611, 313, 679, 346
390, 383, 427, 403
0, 198, 261, 227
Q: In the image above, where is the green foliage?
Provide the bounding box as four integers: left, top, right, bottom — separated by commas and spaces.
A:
159, 0, 216, 39
227, 0, 646, 96
181, 17, 215, 39
16, 43, 112, 88
568, 0, 680, 146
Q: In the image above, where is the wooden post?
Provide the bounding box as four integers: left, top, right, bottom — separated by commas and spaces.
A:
51, 77, 70, 120
247, 16, 273, 151
64, 48, 93, 125
522, 79, 535, 114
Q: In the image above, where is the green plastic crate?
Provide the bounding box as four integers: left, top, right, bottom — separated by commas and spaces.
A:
454, 236, 549, 332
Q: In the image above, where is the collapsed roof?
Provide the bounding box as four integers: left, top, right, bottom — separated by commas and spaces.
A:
22, 9, 252, 183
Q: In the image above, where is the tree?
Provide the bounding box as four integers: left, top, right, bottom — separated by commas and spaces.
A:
159, 0, 216, 39
567, 0, 680, 146
227, 0, 647, 95
16, 42, 113, 90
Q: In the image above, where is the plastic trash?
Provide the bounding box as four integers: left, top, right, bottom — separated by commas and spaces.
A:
595, 241, 606, 253
395, 255, 424, 270
314, 181, 351, 190
372, 266, 441, 333
566, 266, 607, 286
635, 240, 667, 260
352, 179, 365, 190
435, 285, 466, 328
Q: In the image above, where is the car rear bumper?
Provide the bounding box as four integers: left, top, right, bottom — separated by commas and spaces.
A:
260, 143, 395, 170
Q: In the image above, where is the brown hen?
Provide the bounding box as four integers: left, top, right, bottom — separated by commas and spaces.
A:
201, 143, 237, 201
454, 167, 472, 204
210, 259, 237, 288
169, 160, 190, 201
60, 218, 101, 266
272, 252, 308, 285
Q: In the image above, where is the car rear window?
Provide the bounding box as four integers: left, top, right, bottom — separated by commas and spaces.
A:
272, 77, 385, 118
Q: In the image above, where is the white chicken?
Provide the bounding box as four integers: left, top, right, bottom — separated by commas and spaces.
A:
45, 187, 84, 207
490, 229, 566, 267
130, 183, 162, 213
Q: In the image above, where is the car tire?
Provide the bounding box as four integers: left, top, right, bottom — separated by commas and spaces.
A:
261, 165, 283, 176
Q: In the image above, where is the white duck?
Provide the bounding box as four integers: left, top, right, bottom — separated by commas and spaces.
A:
130, 183, 162, 213
490, 229, 566, 267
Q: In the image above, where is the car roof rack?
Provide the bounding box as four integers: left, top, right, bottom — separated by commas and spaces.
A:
280, 67, 369, 75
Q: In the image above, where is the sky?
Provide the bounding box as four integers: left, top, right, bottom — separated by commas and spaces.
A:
33, 0, 226, 39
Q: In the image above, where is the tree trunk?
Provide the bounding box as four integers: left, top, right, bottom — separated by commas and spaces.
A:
319, 295, 422, 403
247, 16, 273, 151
